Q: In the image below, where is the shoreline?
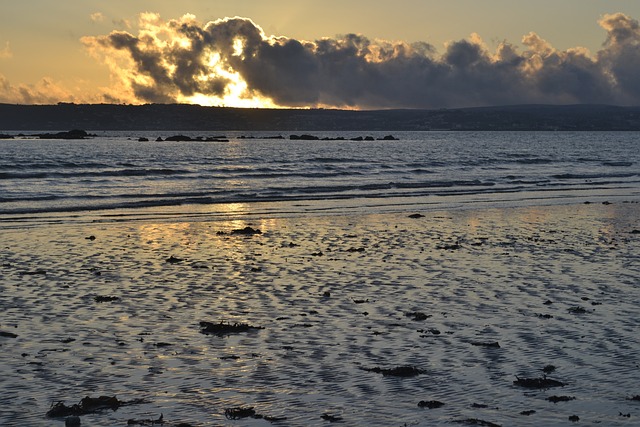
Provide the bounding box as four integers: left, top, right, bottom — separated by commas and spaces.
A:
1, 187, 637, 229
1, 199, 639, 426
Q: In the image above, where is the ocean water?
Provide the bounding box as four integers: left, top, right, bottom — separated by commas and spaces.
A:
0, 131, 638, 220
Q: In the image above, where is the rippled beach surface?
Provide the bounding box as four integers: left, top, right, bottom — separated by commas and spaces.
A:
1, 201, 639, 426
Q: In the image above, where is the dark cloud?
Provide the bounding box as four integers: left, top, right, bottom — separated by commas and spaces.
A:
82, 12, 640, 108
597, 13, 640, 102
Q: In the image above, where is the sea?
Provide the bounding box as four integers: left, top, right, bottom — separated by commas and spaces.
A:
1, 130, 639, 222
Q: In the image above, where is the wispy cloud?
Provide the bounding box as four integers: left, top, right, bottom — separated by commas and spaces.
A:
0, 41, 13, 59
112, 18, 132, 30
74, 12, 640, 108
90, 12, 105, 23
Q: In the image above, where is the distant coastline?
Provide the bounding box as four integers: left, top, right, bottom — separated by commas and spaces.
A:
2, 103, 640, 131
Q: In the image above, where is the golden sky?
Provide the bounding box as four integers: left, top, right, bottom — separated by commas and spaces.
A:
2, 1, 640, 108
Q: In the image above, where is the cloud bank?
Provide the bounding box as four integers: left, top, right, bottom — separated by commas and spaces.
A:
0, 74, 77, 104
75, 12, 640, 108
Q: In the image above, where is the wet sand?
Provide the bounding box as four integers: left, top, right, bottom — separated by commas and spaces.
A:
1, 201, 639, 426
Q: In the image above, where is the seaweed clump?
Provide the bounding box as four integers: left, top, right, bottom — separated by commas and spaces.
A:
225, 407, 256, 420
199, 321, 264, 336
513, 376, 565, 389
405, 311, 431, 321
321, 413, 343, 422
94, 295, 120, 303
547, 395, 575, 403
166, 255, 184, 264
471, 341, 501, 348
362, 365, 424, 377
453, 418, 501, 426
126, 414, 170, 426
46, 395, 145, 417
231, 227, 262, 235
418, 400, 444, 409
224, 406, 286, 422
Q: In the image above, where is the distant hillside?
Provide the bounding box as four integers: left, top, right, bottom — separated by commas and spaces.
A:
2, 103, 640, 131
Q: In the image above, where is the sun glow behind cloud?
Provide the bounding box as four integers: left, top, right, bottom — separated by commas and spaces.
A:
179, 48, 278, 108
81, 13, 281, 108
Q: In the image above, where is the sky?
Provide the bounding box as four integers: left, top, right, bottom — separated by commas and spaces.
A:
2, 0, 640, 109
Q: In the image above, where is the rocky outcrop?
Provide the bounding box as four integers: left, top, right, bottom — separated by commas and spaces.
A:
37, 129, 93, 139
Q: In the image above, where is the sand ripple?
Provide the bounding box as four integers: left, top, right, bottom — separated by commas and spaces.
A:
1, 202, 639, 426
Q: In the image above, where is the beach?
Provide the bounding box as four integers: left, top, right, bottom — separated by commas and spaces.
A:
1, 199, 639, 426
6, 1, 640, 425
